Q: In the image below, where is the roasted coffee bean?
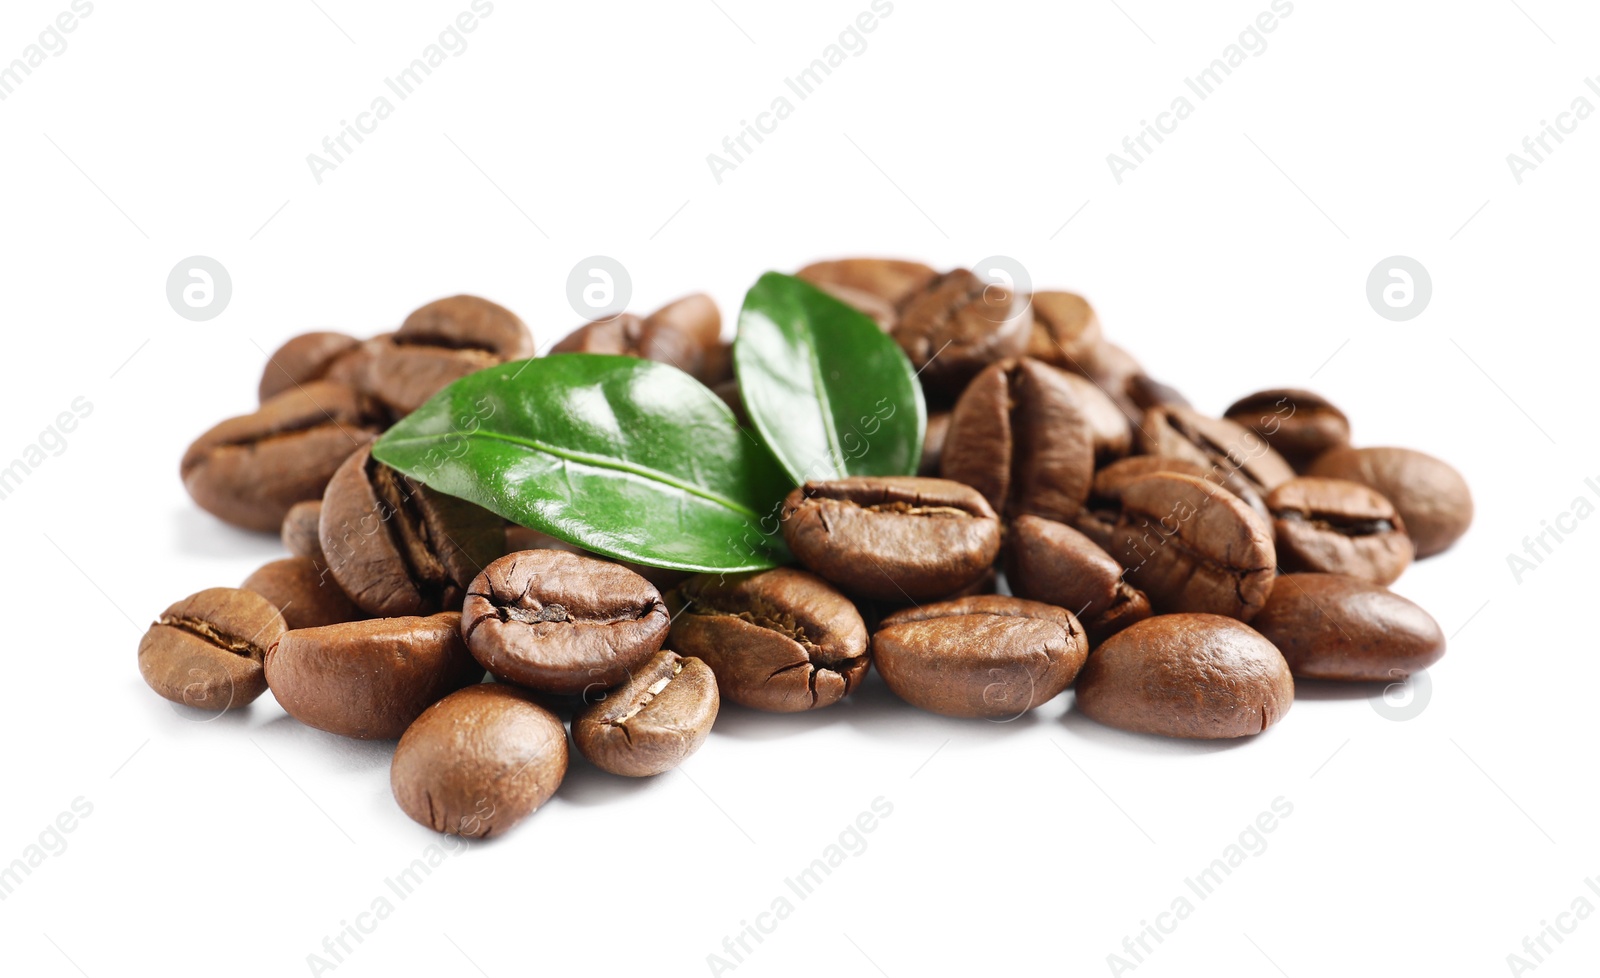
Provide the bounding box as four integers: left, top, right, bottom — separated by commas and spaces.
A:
1060, 372, 1134, 464
894, 269, 1032, 397
265, 612, 481, 739
1267, 477, 1412, 585
181, 381, 381, 532
258, 331, 361, 403
781, 477, 1001, 602
138, 588, 285, 711
1225, 388, 1350, 471
461, 550, 670, 695
1137, 405, 1296, 503
941, 358, 1094, 522
817, 282, 897, 332
281, 500, 324, 563
397, 294, 535, 361
1072, 456, 1217, 551
1075, 614, 1293, 738
572, 650, 719, 776
1024, 291, 1102, 373
1083, 340, 1145, 424
1307, 447, 1473, 558
670, 568, 868, 712
918, 411, 951, 477
1126, 374, 1191, 412
242, 557, 363, 630
1005, 516, 1152, 645
796, 257, 938, 307
502, 524, 691, 593
551, 293, 724, 383
1109, 473, 1277, 621
1252, 573, 1445, 681
646, 293, 724, 381
391, 684, 567, 838
319, 445, 503, 617
873, 596, 1087, 719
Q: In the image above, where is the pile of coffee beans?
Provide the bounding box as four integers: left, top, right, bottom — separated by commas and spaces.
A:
142, 259, 1472, 839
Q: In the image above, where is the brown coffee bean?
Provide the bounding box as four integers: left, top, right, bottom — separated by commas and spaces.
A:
873, 596, 1087, 719
1225, 388, 1350, 471
781, 477, 1001, 602
1083, 340, 1145, 424
941, 358, 1095, 522
645, 293, 724, 380
319, 445, 503, 617
500, 525, 688, 591
572, 650, 719, 776
138, 588, 285, 711
1071, 456, 1217, 550
258, 331, 361, 403
242, 557, 363, 630
1137, 405, 1296, 503
918, 411, 951, 477
1252, 573, 1445, 681
1307, 447, 1473, 558
350, 339, 499, 418
391, 684, 567, 838
1060, 371, 1134, 464
281, 500, 324, 563
1024, 292, 1102, 373
1005, 516, 1152, 646
670, 568, 868, 712
1126, 374, 1191, 412
461, 550, 670, 695
1075, 614, 1293, 738
397, 294, 535, 361
265, 612, 481, 739
894, 269, 1033, 397
1267, 477, 1412, 585
1109, 473, 1277, 621
817, 282, 897, 332
552, 293, 724, 383
796, 257, 938, 307
181, 381, 381, 532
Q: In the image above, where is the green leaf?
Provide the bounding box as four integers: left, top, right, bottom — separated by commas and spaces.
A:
372, 354, 792, 573
734, 271, 926, 484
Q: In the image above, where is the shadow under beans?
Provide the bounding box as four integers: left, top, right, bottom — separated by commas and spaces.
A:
554, 752, 674, 807
1291, 678, 1392, 702
1060, 702, 1258, 756
170, 506, 286, 560
258, 712, 396, 773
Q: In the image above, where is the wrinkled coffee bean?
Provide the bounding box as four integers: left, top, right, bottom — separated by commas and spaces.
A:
873, 596, 1087, 719
138, 588, 285, 711
1110, 473, 1277, 621
1267, 477, 1412, 585
1005, 516, 1152, 645
181, 381, 382, 532
941, 358, 1094, 522
918, 411, 951, 477
501, 525, 690, 592
670, 568, 868, 712
461, 550, 670, 695
1137, 404, 1296, 503
1075, 614, 1293, 738
1024, 291, 1102, 373
894, 269, 1032, 397
1072, 456, 1218, 550
551, 293, 724, 383
1307, 446, 1473, 558
781, 477, 1001, 602
572, 650, 719, 776
1225, 388, 1350, 471
796, 257, 938, 307
817, 282, 897, 332
391, 684, 567, 838
319, 445, 503, 617
1251, 573, 1445, 681
242, 557, 363, 630
398, 294, 535, 361
258, 331, 361, 403
265, 612, 480, 739
281, 500, 324, 563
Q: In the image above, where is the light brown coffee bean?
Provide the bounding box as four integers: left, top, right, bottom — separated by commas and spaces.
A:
137, 588, 285, 712
258, 331, 361, 403
1267, 477, 1412, 585
1005, 516, 1152, 646
1307, 446, 1473, 558
1225, 388, 1351, 471
572, 650, 719, 776
894, 269, 1033, 397
1024, 291, 1102, 374
1137, 405, 1296, 503
242, 556, 363, 630
795, 257, 939, 307
1250, 573, 1445, 681
281, 500, 324, 563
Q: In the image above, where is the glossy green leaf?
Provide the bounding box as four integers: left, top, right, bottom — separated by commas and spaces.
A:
372, 354, 792, 573
734, 271, 926, 484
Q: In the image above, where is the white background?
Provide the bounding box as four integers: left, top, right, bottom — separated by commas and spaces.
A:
1, 1, 1596, 976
